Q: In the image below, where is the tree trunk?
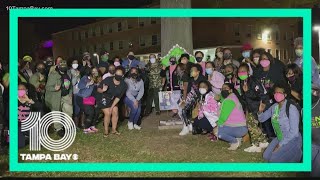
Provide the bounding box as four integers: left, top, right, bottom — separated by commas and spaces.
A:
160, 0, 193, 56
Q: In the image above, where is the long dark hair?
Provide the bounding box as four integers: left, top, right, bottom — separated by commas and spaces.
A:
128, 67, 141, 81
285, 63, 302, 79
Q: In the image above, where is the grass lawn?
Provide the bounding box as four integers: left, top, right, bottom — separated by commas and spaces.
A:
0, 113, 300, 177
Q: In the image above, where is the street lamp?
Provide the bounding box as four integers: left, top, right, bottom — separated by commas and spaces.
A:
314, 26, 320, 63
262, 30, 270, 44
93, 53, 99, 64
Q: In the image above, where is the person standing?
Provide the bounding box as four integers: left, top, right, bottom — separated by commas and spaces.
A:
45, 60, 73, 137
194, 51, 206, 76
97, 67, 127, 137
145, 54, 162, 116
238, 63, 269, 153
69, 59, 82, 128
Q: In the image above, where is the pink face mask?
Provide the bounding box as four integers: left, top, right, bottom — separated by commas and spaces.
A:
18, 90, 26, 97
260, 59, 270, 68
274, 92, 285, 103
238, 72, 248, 76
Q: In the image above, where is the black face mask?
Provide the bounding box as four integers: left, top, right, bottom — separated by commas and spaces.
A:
196, 57, 203, 62
221, 90, 230, 99
115, 74, 123, 81
223, 53, 232, 60
128, 55, 135, 60
131, 73, 138, 79
59, 67, 68, 72
170, 61, 176, 65
46, 61, 53, 67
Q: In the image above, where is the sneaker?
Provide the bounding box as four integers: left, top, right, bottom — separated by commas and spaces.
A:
244, 144, 262, 153
90, 126, 99, 132
83, 128, 95, 134
128, 122, 134, 130
228, 139, 241, 151
133, 124, 141, 130
179, 126, 189, 136
188, 124, 193, 132
236, 138, 242, 147
259, 142, 269, 149
228, 142, 240, 151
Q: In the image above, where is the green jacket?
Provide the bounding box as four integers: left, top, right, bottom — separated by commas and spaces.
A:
45, 69, 72, 111
145, 62, 162, 89
29, 72, 46, 93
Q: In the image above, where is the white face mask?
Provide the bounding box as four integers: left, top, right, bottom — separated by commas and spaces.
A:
150, 58, 156, 64
199, 88, 207, 95
72, 64, 78, 69
114, 62, 120, 67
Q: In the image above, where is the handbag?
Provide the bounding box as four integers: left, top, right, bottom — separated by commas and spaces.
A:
83, 96, 96, 106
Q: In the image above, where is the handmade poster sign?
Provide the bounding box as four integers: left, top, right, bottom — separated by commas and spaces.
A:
160, 44, 196, 67
159, 90, 181, 111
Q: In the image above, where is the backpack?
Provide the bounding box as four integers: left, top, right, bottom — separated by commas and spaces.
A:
285, 99, 303, 132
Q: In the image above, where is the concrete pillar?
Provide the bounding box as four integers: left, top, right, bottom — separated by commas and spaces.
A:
160, 0, 193, 56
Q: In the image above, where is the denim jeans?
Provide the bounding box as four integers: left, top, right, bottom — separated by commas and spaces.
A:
263, 135, 302, 163
73, 94, 80, 117
124, 97, 141, 125
218, 125, 248, 143
312, 144, 320, 177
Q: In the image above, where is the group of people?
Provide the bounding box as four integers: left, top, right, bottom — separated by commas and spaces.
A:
0, 36, 318, 175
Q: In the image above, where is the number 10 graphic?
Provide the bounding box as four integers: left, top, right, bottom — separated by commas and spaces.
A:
21, 111, 76, 152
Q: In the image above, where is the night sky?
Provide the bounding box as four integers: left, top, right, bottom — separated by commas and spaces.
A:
3, 0, 155, 39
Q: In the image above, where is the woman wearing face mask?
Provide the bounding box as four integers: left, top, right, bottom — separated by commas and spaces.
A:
192, 80, 220, 142
113, 56, 122, 67
29, 62, 47, 101
124, 67, 144, 130
45, 59, 73, 137
76, 68, 100, 134
221, 48, 240, 74
258, 82, 302, 162
238, 63, 269, 153
69, 59, 82, 128
216, 83, 247, 150
285, 64, 302, 106
80, 52, 93, 77
253, 52, 286, 140
178, 53, 193, 77
97, 67, 127, 137
250, 48, 265, 72
206, 62, 225, 94
195, 51, 206, 76
213, 47, 224, 73
18, 83, 35, 148
240, 43, 255, 76
145, 54, 162, 116
223, 64, 240, 92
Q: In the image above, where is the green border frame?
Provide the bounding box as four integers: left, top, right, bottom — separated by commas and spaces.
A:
9, 8, 311, 172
